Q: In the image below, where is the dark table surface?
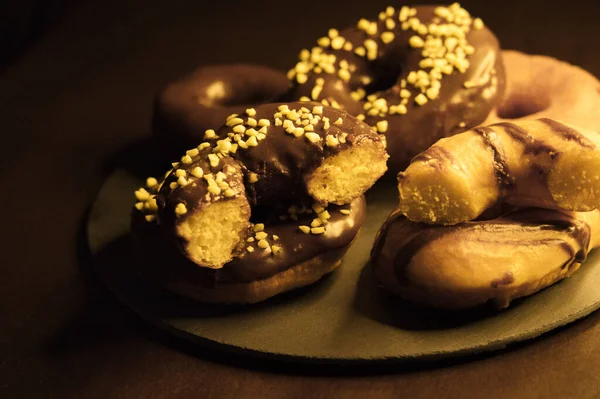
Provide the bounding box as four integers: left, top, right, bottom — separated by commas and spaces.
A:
2, 0, 600, 398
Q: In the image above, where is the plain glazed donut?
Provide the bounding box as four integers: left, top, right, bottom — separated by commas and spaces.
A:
485, 50, 600, 132
397, 119, 600, 225
371, 207, 600, 310
284, 3, 506, 171
153, 64, 290, 157
131, 102, 384, 303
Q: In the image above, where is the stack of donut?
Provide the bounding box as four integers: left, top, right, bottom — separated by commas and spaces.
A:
372, 119, 600, 309
132, 3, 600, 308
132, 102, 388, 303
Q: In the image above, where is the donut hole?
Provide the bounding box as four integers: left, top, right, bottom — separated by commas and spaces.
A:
363, 64, 404, 95
177, 197, 250, 268
496, 93, 551, 119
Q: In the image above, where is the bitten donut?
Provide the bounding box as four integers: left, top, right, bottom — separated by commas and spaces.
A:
153, 64, 290, 157
397, 119, 600, 225
285, 3, 506, 171
132, 194, 366, 304
371, 207, 600, 310
131, 102, 384, 303
485, 50, 600, 132
211, 102, 388, 206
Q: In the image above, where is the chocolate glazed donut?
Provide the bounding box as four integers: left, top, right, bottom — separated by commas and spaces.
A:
153, 64, 290, 158
132, 102, 386, 304
284, 4, 506, 171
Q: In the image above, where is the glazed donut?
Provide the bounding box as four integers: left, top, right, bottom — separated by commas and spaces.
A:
485, 50, 600, 132
371, 207, 600, 310
397, 119, 600, 225
131, 102, 384, 302
152, 64, 290, 157
211, 102, 388, 206
284, 3, 505, 171
132, 194, 366, 304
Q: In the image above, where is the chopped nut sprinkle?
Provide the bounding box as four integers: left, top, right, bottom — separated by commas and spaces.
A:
146, 177, 158, 188
226, 117, 244, 127
204, 129, 216, 140
248, 172, 259, 183
254, 223, 265, 232
305, 132, 321, 143
175, 203, 187, 215
247, 246, 255, 253
340, 209, 351, 215
311, 227, 325, 235
299, 225, 311, 234
376, 120, 389, 133
255, 232, 268, 240
257, 239, 269, 249
135, 188, 150, 201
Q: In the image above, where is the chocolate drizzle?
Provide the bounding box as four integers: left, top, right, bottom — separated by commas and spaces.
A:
473, 126, 514, 187
410, 146, 461, 172
493, 122, 558, 157
372, 207, 594, 289
539, 118, 595, 149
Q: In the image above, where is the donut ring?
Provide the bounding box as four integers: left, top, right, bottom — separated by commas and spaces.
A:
397, 119, 600, 225
485, 50, 600, 132
371, 207, 600, 309
132, 102, 386, 303
285, 3, 505, 171
153, 64, 290, 157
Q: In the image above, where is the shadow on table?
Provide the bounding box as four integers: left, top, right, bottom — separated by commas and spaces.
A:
352, 265, 503, 331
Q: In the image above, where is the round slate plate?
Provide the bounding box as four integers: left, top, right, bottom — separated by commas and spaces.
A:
87, 168, 600, 364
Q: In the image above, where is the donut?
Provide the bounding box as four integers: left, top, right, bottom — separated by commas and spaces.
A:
131, 102, 385, 303
132, 195, 366, 304
284, 3, 506, 171
152, 64, 290, 157
397, 119, 600, 225
215, 103, 388, 207
371, 207, 600, 309
485, 50, 600, 132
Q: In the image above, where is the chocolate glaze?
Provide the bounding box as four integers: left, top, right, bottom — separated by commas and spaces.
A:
212, 102, 386, 206
152, 64, 290, 158
539, 118, 596, 149
284, 5, 506, 172
371, 207, 593, 289
131, 195, 366, 287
